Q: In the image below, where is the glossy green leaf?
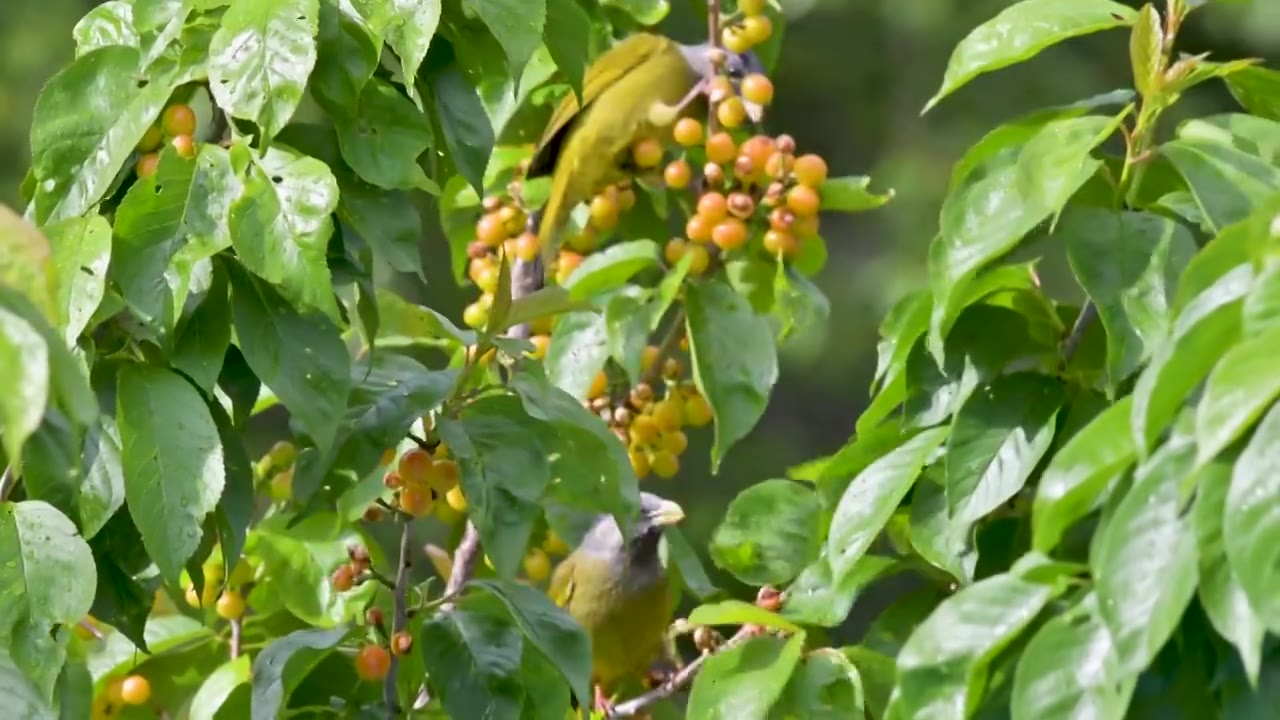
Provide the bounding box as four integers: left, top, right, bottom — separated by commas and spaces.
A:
0, 289, 96, 428
312, 0, 380, 112
1010, 593, 1132, 720
116, 364, 225, 586
1224, 401, 1280, 633
253, 514, 376, 626
603, 289, 651, 386
563, 240, 661, 300
250, 625, 348, 719
908, 469, 976, 583
0, 206, 58, 327
543, 0, 589, 100
783, 554, 900, 628
1131, 264, 1250, 455
0, 306, 49, 466
228, 266, 351, 452
44, 214, 110, 345
1161, 139, 1280, 233
171, 267, 232, 394
1129, 4, 1162, 97
0, 501, 95, 647
189, 655, 251, 720
436, 397, 551, 578
334, 78, 434, 190
819, 176, 894, 213
1061, 208, 1198, 390
688, 599, 802, 634
924, 0, 1135, 112
946, 372, 1063, 524
496, 285, 595, 335
687, 633, 805, 720
686, 279, 779, 471
374, 288, 474, 349
772, 648, 866, 720
1196, 324, 1280, 467
1032, 397, 1137, 553
432, 63, 495, 195
208, 0, 319, 143
709, 479, 821, 587
896, 555, 1068, 718
55, 660, 92, 720
87, 614, 212, 680
827, 427, 948, 581
465, 0, 545, 82
420, 596, 524, 720
1173, 199, 1271, 315
1244, 261, 1280, 334
72, 1, 139, 55
230, 144, 340, 321
22, 412, 125, 541
601, 0, 668, 24
28, 46, 175, 225
1180, 114, 1280, 165
0, 652, 54, 720
1193, 453, 1264, 683
1093, 431, 1198, 673
1224, 65, 1280, 121
544, 310, 608, 401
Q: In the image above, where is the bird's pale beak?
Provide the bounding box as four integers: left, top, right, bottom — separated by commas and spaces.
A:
645, 499, 686, 527
743, 100, 765, 124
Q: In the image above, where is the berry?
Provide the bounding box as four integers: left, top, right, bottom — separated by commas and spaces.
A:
161, 103, 197, 136
355, 645, 392, 682
707, 76, 735, 104
399, 485, 435, 516
475, 213, 508, 247
398, 447, 434, 486
686, 244, 711, 275
712, 218, 748, 251
703, 162, 726, 187
743, 15, 773, 44
764, 229, 799, 257
229, 558, 254, 587
557, 251, 584, 284
792, 213, 820, 238
793, 154, 828, 187
673, 117, 703, 147
631, 138, 664, 168
331, 564, 356, 592
696, 192, 729, 223
740, 0, 766, 16
728, 192, 755, 219
473, 263, 499, 294
665, 238, 687, 265
740, 135, 777, 171
215, 590, 246, 620
391, 631, 413, 655
120, 675, 151, 705
445, 485, 468, 512
661, 430, 689, 455
567, 227, 600, 253
383, 471, 403, 489
663, 357, 684, 379
462, 300, 489, 329
588, 370, 608, 400
770, 207, 795, 231
629, 447, 651, 478
651, 398, 684, 432
363, 505, 385, 522
663, 159, 692, 189
766, 152, 794, 179
366, 607, 385, 626
650, 450, 680, 478
734, 155, 759, 183
787, 185, 822, 216
523, 548, 552, 583
684, 393, 714, 426
741, 74, 774, 106
776, 134, 798, 154
618, 186, 637, 211
431, 459, 460, 492
686, 214, 714, 244
514, 231, 540, 262
529, 334, 551, 359
269, 468, 293, 502
630, 415, 661, 445
136, 152, 160, 179
498, 205, 525, 234
137, 126, 163, 152
705, 132, 737, 165
589, 193, 620, 231
641, 345, 661, 372
482, 196, 503, 212
170, 133, 196, 158
722, 26, 751, 54
717, 97, 748, 128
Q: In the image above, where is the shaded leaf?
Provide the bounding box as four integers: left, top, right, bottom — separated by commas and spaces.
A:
708, 479, 821, 587
431, 62, 495, 195
334, 78, 435, 190
250, 626, 348, 719
687, 634, 805, 720
544, 310, 608, 401
1224, 401, 1280, 633
44, 214, 111, 345
465, 0, 545, 82
1224, 65, 1280, 121
772, 648, 865, 720
1161, 138, 1280, 233
0, 307, 49, 466
782, 554, 900, 628
689, 600, 802, 634
420, 596, 524, 720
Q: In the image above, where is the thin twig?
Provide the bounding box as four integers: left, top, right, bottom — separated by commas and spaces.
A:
0, 467, 15, 502
610, 626, 755, 717
230, 618, 242, 659
383, 523, 414, 716
1061, 301, 1097, 366
639, 308, 688, 390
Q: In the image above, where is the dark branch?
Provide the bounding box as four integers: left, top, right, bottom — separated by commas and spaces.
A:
610, 625, 755, 717
383, 523, 414, 716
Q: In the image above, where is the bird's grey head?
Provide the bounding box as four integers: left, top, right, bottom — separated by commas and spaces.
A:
576, 492, 685, 572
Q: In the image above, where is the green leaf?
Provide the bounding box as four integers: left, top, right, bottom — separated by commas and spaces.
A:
773, 648, 865, 720
228, 266, 351, 452
420, 596, 524, 720
465, 0, 545, 82
708, 479, 821, 586
1224, 401, 1280, 633
929, 114, 1117, 360
604, 290, 651, 386
895, 555, 1069, 718
28, 46, 175, 225
563, 240, 661, 300
207, 398, 254, 576
1245, 261, 1280, 334
1010, 593, 1132, 720
88, 536, 153, 653
1093, 431, 1199, 673
1172, 201, 1266, 315
1131, 264, 1250, 455
312, 0, 380, 113
1061, 208, 1198, 391
116, 363, 225, 586
1224, 65, 1280, 121
253, 514, 376, 625
689, 600, 802, 634
0, 652, 54, 720
0, 289, 96, 427
924, 0, 1135, 112
661, 527, 720, 600
1161, 139, 1280, 233
22, 412, 126, 540
827, 427, 948, 581
334, 78, 435, 190
1129, 4, 1162, 98
432, 62, 495, 195
230, 144, 341, 321
1032, 397, 1137, 553
544, 310, 608, 401
1196, 324, 1280, 467
544, 0, 589, 100
172, 267, 232, 394
472, 579, 592, 709
1180, 114, 1280, 165
436, 398, 551, 578
945, 372, 1063, 524
687, 633, 805, 720
87, 614, 212, 680
783, 554, 900, 628
818, 176, 894, 213
908, 469, 977, 583
0, 501, 96, 641
0, 206, 58, 328
601, 0, 669, 24
44, 214, 110, 345
208, 0, 319, 143
189, 655, 251, 720
1192, 453, 1264, 683
686, 279, 779, 471
55, 660, 93, 720
72, 1, 140, 55
374, 288, 474, 349
0, 306, 49, 466
250, 625, 348, 720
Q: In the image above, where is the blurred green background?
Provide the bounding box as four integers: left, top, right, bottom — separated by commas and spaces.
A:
4, 0, 1278, 640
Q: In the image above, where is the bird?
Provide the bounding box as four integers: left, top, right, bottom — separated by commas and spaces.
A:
548, 492, 687, 713
524, 33, 766, 264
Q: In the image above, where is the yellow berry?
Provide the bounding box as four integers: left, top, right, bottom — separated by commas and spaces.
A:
650, 450, 680, 478
705, 132, 738, 165
398, 447, 434, 486
684, 393, 714, 427
723, 26, 752, 53
136, 126, 163, 152
120, 675, 151, 705
665, 238, 687, 265
664, 159, 692, 189
686, 244, 711, 275
717, 97, 748, 128
215, 590, 246, 620
793, 154, 828, 188
741, 74, 774, 106
543, 530, 569, 555
740, 0, 766, 16
673, 117, 703, 147
742, 15, 773, 44
399, 485, 436, 517
523, 548, 552, 583
661, 430, 689, 456
446, 485, 468, 513
629, 447, 651, 478
630, 415, 661, 445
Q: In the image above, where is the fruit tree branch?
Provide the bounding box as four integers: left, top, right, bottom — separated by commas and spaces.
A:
383, 522, 414, 716
610, 625, 756, 717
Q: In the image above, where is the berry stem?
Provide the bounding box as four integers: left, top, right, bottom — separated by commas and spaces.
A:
640, 308, 688, 390
383, 522, 414, 716
610, 624, 755, 717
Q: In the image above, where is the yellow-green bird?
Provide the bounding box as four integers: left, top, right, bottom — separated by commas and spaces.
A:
549, 492, 687, 712
526, 33, 766, 260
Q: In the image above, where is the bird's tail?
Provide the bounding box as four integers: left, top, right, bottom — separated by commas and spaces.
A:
536, 166, 571, 271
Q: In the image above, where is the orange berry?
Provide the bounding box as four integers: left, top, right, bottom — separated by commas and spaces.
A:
673, 117, 703, 147
712, 218, 748, 251
510, 231, 538, 262
399, 484, 435, 516
331, 564, 356, 592
664, 159, 692, 189
391, 631, 413, 655
590, 193, 619, 230
650, 450, 680, 478
136, 152, 160, 179
704, 162, 726, 187
120, 675, 151, 705
770, 207, 795, 231
765, 152, 793, 179
161, 103, 197, 136
366, 607, 385, 626
661, 430, 689, 455
764, 229, 799, 257
432, 459, 460, 491
380, 448, 397, 466
557, 251, 584, 283
792, 213, 820, 238
398, 447, 434, 485
665, 237, 687, 265
363, 505, 385, 522
793, 154, 828, 188
383, 471, 403, 489
641, 345, 662, 371
629, 447, 651, 478
170, 133, 196, 158
215, 590, 246, 620
632, 137, 664, 168
686, 244, 711, 275
588, 370, 608, 400
476, 213, 508, 247
686, 214, 714, 243
740, 135, 776, 171
705, 132, 737, 165
728, 192, 755, 219
697, 192, 729, 222
716, 97, 748, 128
742, 15, 773, 44
137, 126, 163, 152
740, 74, 774, 106
787, 185, 821, 216
355, 645, 392, 682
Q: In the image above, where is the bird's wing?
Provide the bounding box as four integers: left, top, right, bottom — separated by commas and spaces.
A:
525, 33, 674, 179
547, 555, 577, 608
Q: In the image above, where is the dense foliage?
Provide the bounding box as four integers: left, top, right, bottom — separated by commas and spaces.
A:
3, 0, 1280, 717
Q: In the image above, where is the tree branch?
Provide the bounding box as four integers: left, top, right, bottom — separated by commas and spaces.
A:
1061, 301, 1097, 367
383, 522, 414, 716
610, 626, 755, 717
229, 618, 243, 659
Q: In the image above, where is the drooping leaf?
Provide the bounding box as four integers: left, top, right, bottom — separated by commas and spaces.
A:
171, 266, 232, 394
543, 0, 589, 100
312, 0, 381, 113
250, 626, 348, 720
431, 61, 495, 195
334, 78, 435, 191
0, 306, 49, 467
686, 633, 805, 720
1195, 324, 1280, 467
772, 648, 866, 720
708, 479, 821, 587
1161, 138, 1280, 233
464, 0, 546, 82
1224, 401, 1280, 633
43, 214, 110, 345
22, 412, 125, 541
